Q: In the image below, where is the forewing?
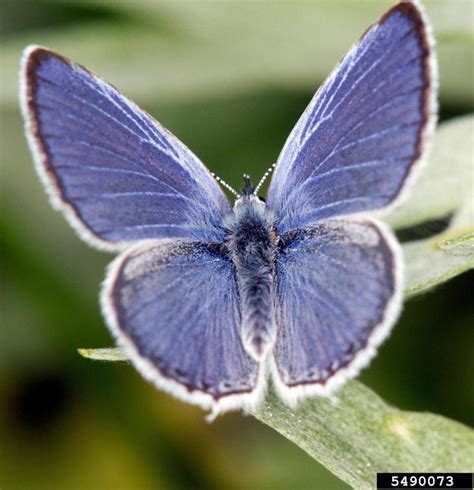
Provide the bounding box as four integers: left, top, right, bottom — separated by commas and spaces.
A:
267, 2, 437, 234
272, 218, 401, 404
102, 241, 264, 417
20, 46, 230, 251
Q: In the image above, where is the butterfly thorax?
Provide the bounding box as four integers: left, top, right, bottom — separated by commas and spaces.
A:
225, 195, 278, 361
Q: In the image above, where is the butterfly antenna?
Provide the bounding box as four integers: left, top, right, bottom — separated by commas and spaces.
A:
211, 173, 240, 198
253, 163, 276, 195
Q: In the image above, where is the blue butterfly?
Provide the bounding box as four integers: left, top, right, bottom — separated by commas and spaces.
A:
20, 0, 437, 419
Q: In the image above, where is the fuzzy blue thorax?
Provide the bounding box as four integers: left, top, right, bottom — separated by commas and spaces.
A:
226, 195, 277, 360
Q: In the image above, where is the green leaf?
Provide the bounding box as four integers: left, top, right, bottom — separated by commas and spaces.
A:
252, 383, 474, 489
403, 201, 474, 297
386, 115, 474, 298
77, 348, 474, 488
386, 115, 474, 229
78, 347, 128, 362
404, 232, 474, 297
437, 231, 474, 256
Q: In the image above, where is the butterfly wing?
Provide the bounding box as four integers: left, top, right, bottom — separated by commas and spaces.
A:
20, 46, 230, 251
102, 240, 264, 417
272, 218, 401, 403
267, 2, 437, 234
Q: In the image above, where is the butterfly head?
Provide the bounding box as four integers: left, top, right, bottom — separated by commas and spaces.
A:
241, 173, 254, 196
233, 174, 267, 212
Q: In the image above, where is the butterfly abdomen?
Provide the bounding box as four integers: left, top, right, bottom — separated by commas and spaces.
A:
227, 196, 277, 361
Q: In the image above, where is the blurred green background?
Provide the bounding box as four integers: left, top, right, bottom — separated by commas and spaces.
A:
1, 1, 473, 489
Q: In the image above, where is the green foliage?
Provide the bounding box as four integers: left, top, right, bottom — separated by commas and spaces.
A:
404, 227, 474, 297
389, 116, 474, 296
387, 116, 474, 229
253, 383, 473, 489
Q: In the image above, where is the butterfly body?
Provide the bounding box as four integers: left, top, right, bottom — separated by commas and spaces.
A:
226, 194, 277, 360
20, 0, 437, 419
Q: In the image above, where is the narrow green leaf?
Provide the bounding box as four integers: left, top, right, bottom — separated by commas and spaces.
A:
404, 232, 474, 297
78, 347, 128, 362
436, 231, 474, 256
252, 383, 474, 489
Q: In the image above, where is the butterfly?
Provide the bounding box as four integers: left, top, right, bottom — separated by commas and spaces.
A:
20, 0, 437, 420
